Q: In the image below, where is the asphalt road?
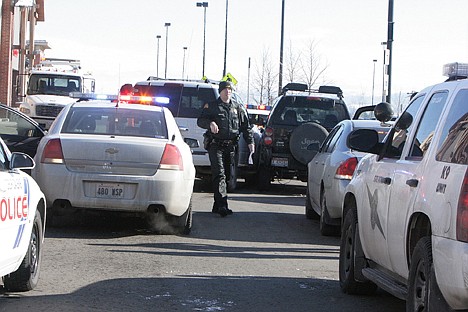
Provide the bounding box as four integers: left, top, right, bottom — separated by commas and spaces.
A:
0, 179, 405, 312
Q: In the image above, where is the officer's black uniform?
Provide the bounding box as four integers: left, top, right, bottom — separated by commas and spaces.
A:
197, 86, 253, 217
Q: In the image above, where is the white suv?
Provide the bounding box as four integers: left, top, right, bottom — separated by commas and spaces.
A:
129, 78, 218, 182
127, 78, 250, 191
339, 63, 468, 311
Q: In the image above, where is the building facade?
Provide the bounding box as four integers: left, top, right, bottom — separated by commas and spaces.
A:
0, 0, 44, 106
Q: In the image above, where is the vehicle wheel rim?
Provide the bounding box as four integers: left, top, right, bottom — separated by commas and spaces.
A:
30, 224, 39, 275
412, 260, 427, 311
343, 225, 353, 279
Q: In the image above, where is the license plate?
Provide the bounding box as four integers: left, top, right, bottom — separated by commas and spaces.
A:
96, 183, 124, 198
271, 157, 288, 167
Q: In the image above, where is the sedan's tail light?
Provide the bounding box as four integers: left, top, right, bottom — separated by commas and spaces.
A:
456, 169, 468, 242
159, 144, 183, 170
335, 157, 358, 180
41, 139, 64, 164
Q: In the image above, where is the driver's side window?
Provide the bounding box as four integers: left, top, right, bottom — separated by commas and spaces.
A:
388, 95, 426, 158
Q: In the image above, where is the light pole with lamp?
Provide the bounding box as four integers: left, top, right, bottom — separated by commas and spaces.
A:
164, 22, 171, 79
182, 47, 188, 79
196, 2, 208, 78
372, 59, 377, 105
156, 35, 161, 77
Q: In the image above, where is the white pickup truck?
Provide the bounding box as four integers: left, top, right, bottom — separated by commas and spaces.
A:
0, 138, 46, 292
339, 63, 468, 311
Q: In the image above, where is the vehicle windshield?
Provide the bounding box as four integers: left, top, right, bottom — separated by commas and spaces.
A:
61, 107, 167, 138
28, 74, 82, 96
269, 96, 350, 130
133, 84, 217, 118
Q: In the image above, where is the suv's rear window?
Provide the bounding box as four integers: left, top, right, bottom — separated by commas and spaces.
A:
133, 84, 217, 118
269, 96, 349, 130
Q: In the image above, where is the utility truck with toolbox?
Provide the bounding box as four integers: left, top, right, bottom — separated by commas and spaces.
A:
19, 58, 95, 130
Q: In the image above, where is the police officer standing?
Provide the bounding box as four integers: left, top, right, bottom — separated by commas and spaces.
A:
197, 81, 254, 217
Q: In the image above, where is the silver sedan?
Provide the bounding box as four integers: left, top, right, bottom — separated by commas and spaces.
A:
33, 99, 195, 234
306, 119, 391, 236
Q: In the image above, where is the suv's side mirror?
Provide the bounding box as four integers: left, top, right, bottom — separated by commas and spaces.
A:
347, 128, 381, 154
395, 111, 413, 131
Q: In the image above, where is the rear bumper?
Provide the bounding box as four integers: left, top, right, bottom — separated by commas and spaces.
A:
260, 147, 307, 178
432, 235, 468, 310
33, 164, 194, 217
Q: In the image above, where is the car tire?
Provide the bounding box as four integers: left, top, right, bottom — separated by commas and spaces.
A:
3, 210, 43, 292
339, 208, 377, 295
320, 189, 340, 236
174, 199, 193, 235
289, 122, 328, 165
305, 182, 319, 220
257, 164, 272, 191
406, 237, 442, 312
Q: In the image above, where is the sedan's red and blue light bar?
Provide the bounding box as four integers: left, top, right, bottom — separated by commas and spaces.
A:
247, 104, 272, 110
69, 92, 170, 106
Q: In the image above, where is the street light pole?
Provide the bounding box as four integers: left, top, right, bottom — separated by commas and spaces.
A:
182, 47, 188, 79
278, 0, 285, 96
386, 0, 394, 104
247, 57, 251, 104
372, 59, 377, 105
156, 35, 161, 77
196, 2, 208, 78
223, 0, 228, 77
164, 22, 171, 79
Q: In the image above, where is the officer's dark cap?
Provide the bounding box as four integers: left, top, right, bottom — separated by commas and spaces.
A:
219, 81, 234, 93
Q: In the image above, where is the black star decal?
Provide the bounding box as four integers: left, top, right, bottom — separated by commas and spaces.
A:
366, 185, 386, 239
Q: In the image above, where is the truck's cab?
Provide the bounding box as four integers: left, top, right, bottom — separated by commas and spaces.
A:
19, 59, 95, 130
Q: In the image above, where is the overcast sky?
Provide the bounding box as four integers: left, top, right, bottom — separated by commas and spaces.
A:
34, 0, 468, 106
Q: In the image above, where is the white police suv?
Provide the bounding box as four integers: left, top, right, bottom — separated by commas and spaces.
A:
339, 63, 468, 311
0, 137, 46, 292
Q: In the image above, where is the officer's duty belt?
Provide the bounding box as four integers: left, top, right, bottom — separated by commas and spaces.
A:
213, 139, 235, 147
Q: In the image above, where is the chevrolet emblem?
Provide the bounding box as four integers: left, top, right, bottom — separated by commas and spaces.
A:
105, 148, 119, 154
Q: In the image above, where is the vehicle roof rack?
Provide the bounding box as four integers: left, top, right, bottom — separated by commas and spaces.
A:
318, 85, 343, 98
146, 76, 214, 84
34, 58, 82, 71
281, 83, 308, 94
281, 83, 343, 99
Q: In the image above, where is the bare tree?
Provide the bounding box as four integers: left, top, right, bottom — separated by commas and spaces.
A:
252, 48, 278, 105
300, 40, 328, 90
249, 40, 328, 103
284, 40, 301, 85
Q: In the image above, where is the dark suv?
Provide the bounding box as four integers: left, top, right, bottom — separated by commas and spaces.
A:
257, 83, 350, 190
